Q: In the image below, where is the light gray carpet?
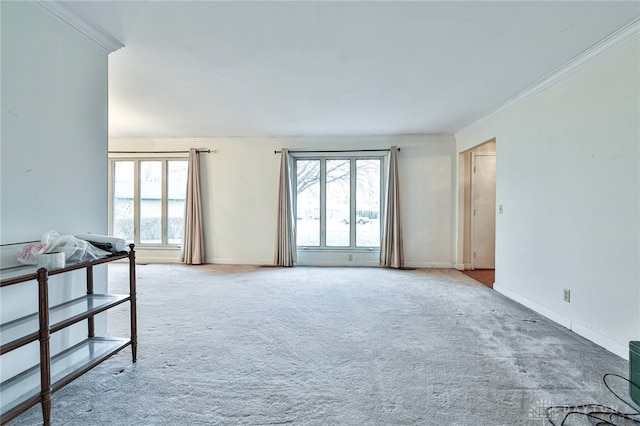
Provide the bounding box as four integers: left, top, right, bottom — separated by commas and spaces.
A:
9, 265, 631, 425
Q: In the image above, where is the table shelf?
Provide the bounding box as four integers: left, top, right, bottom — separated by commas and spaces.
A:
0, 245, 137, 425
1, 337, 130, 417
1, 294, 130, 355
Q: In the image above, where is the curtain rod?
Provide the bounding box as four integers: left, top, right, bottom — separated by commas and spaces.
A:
274, 148, 399, 154
109, 149, 211, 154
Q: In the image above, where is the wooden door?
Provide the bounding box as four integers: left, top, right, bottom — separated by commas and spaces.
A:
471, 153, 496, 269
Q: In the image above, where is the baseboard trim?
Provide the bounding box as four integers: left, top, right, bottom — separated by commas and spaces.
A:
571, 321, 628, 360
404, 262, 454, 269
454, 263, 473, 270
295, 260, 381, 267
135, 257, 182, 264
205, 258, 273, 266
494, 285, 572, 328
494, 284, 628, 360
198, 260, 454, 268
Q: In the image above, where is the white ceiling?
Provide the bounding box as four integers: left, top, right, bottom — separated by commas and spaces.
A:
66, 1, 640, 139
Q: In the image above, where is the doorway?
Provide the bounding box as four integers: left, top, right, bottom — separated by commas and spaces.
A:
471, 152, 496, 269
458, 139, 496, 288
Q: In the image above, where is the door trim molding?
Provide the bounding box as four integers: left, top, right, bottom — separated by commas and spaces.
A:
470, 152, 496, 270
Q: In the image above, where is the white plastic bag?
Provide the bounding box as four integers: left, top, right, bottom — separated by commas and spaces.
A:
43, 231, 111, 263
17, 231, 112, 266
17, 242, 48, 265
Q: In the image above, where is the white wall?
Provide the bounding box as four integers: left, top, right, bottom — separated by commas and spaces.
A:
1, 1, 110, 378
1, 4, 108, 245
110, 135, 456, 267
455, 35, 640, 358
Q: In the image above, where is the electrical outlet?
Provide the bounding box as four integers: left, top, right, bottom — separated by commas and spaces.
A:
348, 254, 353, 261
499, 204, 504, 214
563, 288, 571, 303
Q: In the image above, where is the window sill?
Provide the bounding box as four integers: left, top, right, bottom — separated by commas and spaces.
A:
134, 245, 181, 251
297, 247, 380, 252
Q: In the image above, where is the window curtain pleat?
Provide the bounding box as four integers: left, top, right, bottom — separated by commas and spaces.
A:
380, 146, 404, 268
181, 148, 205, 265
275, 148, 296, 266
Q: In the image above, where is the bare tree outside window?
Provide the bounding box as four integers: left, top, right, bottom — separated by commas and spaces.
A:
295, 156, 382, 249
296, 160, 352, 194
326, 160, 350, 246
296, 160, 320, 246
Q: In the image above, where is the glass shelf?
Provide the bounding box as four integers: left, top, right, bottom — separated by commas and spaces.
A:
0, 265, 38, 284
0, 294, 129, 354
1, 337, 130, 417
0, 251, 129, 287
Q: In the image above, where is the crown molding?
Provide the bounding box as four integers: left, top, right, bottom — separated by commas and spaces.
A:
108, 134, 456, 144
34, 0, 124, 54
455, 17, 640, 139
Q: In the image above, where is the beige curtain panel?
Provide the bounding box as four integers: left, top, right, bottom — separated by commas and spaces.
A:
181, 148, 205, 265
275, 148, 296, 266
380, 146, 404, 268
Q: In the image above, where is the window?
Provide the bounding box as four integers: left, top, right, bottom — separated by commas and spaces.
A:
109, 158, 188, 247
294, 155, 383, 250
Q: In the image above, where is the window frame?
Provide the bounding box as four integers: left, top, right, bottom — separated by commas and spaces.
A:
108, 155, 188, 249
292, 152, 386, 252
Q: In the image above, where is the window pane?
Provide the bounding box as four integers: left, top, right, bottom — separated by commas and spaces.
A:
296, 160, 320, 246
167, 161, 188, 244
356, 159, 381, 247
326, 159, 350, 247
113, 162, 134, 242
140, 161, 162, 244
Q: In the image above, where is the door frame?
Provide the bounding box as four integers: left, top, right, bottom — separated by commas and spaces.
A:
470, 152, 496, 270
